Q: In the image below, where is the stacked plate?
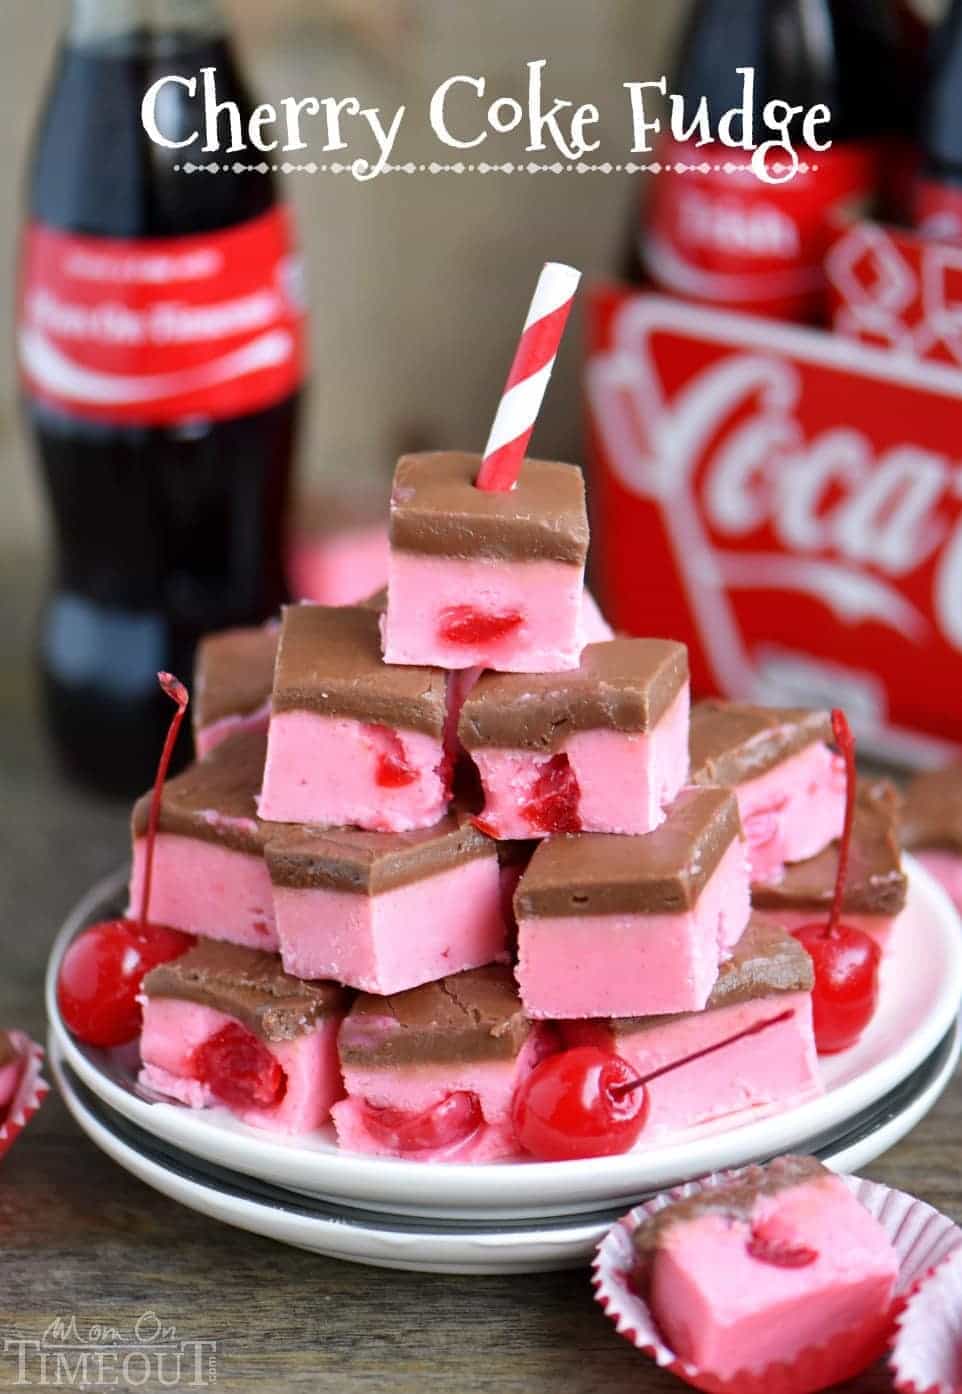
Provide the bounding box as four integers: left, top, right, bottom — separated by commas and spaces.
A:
47, 858, 962, 1274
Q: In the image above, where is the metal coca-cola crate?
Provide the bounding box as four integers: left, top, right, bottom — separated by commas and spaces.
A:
584, 276, 962, 764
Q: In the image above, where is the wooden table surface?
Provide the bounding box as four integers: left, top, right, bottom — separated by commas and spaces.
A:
1, 557, 958, 1394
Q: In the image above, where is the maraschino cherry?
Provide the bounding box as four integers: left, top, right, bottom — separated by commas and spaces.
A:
794, 709, 881, 1055
57, 673, 195, 1048
513, 1009, 793, 1161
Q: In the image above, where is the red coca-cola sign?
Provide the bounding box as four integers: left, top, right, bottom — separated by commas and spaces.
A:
586, 286, 962, 761
18, 206, 306, 426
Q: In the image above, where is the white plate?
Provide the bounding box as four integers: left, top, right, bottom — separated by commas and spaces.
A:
46, 857, 962, 1219
49, 1023, 961, 1274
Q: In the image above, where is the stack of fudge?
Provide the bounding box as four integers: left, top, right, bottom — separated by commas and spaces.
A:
131, 451, 908, 1162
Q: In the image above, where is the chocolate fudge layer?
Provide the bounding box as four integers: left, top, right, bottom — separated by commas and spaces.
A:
390, 452, 589, 564
753, 780, 907, 917
339, 965, 531, 1067
193, 623, 278, 733
459, 639, 688, 751
690, 701, 834, 786
132, 729, 266, 856
0, 1031, 16, 1068
632, 1156, 828, 1275
515, 787, 742, 918
901, 765, 962, 853
265, 814, 496, 895
609, 915, 814, 1034
271, 603, 447, 737
143, 941, 346, 1043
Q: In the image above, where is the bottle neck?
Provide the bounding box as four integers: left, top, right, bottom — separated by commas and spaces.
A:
69, 0, 225, 46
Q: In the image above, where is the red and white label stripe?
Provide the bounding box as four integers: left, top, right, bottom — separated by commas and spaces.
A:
476, 261, 581, 491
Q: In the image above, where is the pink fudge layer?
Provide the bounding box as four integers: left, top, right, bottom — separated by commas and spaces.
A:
196, 699, 271, 760
445, 589, 614, 733
382, 553, 586, 672
739, 742, 845, 884
332, 1028, 552, 1162
471, 685, 689, 839
259, 711, 450, 831
272, 857, 509, 994
139, 999, 343, 1134
517, 837, 750, 1019
289, 522, 389, 606
649, 1174, 898, 1379
567, 992, 819, 1140
128, 833, 278, 951
913, 849, 962, 915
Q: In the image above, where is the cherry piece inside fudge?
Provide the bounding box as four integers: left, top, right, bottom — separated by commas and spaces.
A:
753, 780, 908, 949
258, 603, 452, 832
265, 814, 509, 994
566, 915, 820, 1138
900, 763, 962, 912
460, 639, 689, 838
128, 729, 278, 951
332, 964, 555, 1162
515, 787, 750, 1019
139, 940, 347, 1134
689, 701, 845, 885
0, 1031, 21, 1112
382, 452, 590, 672
633, 1156, 898, 1381
193, 622, 278, 759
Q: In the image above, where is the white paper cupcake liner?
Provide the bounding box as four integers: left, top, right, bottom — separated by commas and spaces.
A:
891, 1244, 962, 1394
0, 1031, 49, 1160
592, 1165, 962, 1394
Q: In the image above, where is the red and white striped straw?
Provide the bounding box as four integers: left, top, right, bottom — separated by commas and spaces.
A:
476, 261, 581, 492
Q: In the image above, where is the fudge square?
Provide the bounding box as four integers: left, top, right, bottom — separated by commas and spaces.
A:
258, 603, 452, 832
689, 700, 845, 884
632, 1156, 898, 1382
331, 965, 555, 1161
752, 779, 908, 949
515, 787, 750, 1019
128, 729, 278, 951
459, 638, 689, 838
193, 622, 278, 759
382, 451, 590, 672
901, 763, 962, 912
565, 915, 820, 1138
264, 814, 509, 994
139, 940, 348, 1135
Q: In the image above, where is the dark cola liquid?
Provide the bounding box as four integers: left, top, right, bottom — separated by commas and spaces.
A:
26, 31, 297, 794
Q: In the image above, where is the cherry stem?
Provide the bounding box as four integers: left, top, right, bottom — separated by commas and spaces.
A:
826, 707, 856, 940
137, 672, 190, 933
609, 1008, 793, 1099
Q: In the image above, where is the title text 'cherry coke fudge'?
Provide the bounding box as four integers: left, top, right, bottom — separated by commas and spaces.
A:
331, 965, 555, 1161
459, 639, 689, 838
258, 604, 452, 832
139, 941, 348, 1134
900, 763, 962, 912
632, 1156, 898, 1382
515, 787, 750, 1019
689, 701, 845, 885
566, 916, 819, 1138
753, 780, 908, 948
265, 815, 508, 994
128, 729, 278, 951
381, 452, 589, 672
193, 623, 278, 759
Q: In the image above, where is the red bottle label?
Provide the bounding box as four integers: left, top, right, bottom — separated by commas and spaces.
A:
915, 178, 962, 244
18, 205, 306, 426
641, 139, 880, 321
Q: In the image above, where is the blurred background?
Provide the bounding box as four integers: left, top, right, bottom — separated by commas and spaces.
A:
1, 0, 690, 558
